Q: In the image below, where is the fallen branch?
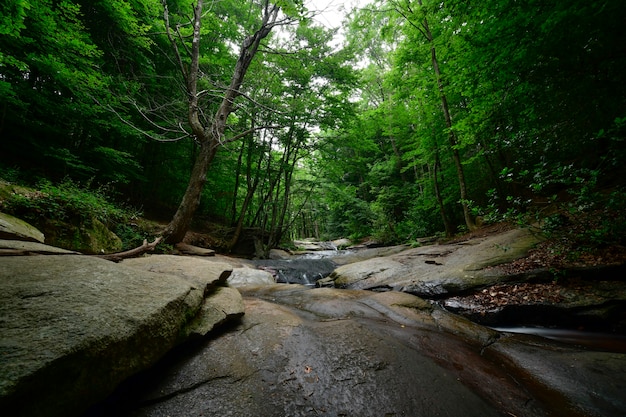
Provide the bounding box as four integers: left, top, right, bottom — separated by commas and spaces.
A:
96, 237, 163, 262
174, 242, 216, 256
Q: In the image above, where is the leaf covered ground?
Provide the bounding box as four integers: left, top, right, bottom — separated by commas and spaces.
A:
444, 222, 626, 313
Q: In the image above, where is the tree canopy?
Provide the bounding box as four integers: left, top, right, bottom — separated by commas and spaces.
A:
1, 0, 625, 253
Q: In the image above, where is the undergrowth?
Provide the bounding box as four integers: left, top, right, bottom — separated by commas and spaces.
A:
0, 172, 148, 250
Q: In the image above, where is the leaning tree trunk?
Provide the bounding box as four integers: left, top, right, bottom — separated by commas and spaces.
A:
162, 0, 280, 244
163, 142, 218, 243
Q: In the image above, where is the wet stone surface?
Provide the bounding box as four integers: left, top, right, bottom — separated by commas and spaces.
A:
87, 285, 626, 417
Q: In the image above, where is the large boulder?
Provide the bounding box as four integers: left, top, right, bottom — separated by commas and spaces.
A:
227, 267, 276, 286
121, 255, 245, 339
330, 228, 543, 296
41, 217, 123, 254
0, 212, 44, 243
0, 253, 242, 417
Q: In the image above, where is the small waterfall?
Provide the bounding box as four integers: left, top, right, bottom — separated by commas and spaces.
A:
252, 258, 337, 287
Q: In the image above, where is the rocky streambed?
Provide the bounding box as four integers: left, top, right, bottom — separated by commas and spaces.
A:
2, 220, 626, 417
88, 285, 626, 417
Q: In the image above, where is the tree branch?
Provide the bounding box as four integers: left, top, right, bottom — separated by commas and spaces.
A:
222, 125, 282, 145
96, 237, 163, 262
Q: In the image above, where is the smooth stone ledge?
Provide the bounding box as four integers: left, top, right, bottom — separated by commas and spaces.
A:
0, 254, 242, 417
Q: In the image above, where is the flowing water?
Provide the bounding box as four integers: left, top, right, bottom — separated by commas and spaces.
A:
255, 244, 626, 352
491, 325, 626, 353
251, 257, 338, 286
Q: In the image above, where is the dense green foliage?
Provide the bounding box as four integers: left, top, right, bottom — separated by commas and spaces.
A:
311, 0, 626, 245
1, 0, 625, 251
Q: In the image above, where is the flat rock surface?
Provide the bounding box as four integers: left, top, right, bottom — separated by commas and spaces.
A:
0, 253, 243, 417
0, 239, 77, 254
331, 228, 542, 295
92, 285, 626, 417
121, 254, 232, 294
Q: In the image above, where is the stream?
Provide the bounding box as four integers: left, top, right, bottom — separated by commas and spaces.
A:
250, 249, 346, 287
491, 326, 626, 353
251, 247, 626, 353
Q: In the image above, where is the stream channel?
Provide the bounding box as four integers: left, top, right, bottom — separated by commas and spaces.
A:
251, 247, 626, 354
250, 249, 342, 287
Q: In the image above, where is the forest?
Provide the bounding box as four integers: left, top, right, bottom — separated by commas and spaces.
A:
1, 0, 625, 258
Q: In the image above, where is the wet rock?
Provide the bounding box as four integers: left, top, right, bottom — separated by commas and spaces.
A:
251, 258, 337, 286
93, 285, 626, 417
331, 228, 542, 296
485, 333, 626, 417
315, 276, 335, 287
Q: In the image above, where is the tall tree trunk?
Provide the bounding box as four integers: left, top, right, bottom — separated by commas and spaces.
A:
162, 0, 280, 244
230, 140, 246, 225
432, 48, 475, 230
432, 153, 454, 237
413, 0, 476, 231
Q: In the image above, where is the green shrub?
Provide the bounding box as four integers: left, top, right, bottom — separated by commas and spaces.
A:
1, 177, 146, 249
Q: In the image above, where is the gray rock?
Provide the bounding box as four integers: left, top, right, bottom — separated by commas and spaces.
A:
0, 212, 44, 243
331, 237, 351, 248
0, 254, 243, 417
121, 254, 232, 295
268, 248, 292, 259
227, 267, 275, 286
0, 239, 78, 254
183, 286, 245, 339
102, 285, 626, 417
331, 228, 542, 296
293, 239, 336, 251
330, 244, 410, 265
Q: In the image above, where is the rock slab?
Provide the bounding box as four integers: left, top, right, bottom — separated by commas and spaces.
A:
0, 212, 44, 243
0, 253, 243, 417
331, 227, 542, 295
94, 285, 626, 417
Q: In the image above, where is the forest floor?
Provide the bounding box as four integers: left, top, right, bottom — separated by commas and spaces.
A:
444, 222, 626, 315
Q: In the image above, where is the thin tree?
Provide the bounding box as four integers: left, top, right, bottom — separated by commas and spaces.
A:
393, 0, 476, 231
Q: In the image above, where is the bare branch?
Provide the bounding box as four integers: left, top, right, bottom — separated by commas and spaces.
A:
222, 125, 282, 145
162, 0, 189, 83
